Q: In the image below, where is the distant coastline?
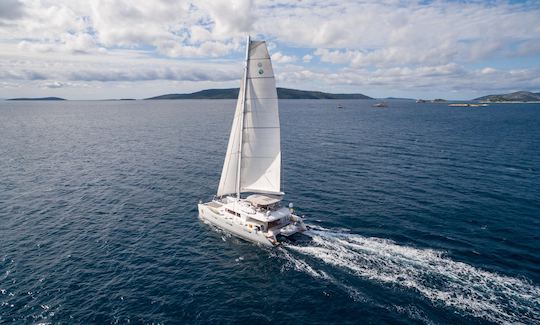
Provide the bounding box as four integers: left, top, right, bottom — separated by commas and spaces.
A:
3, 90, 539, 102
7, 97, 65, 101
479, 101, 540, 104
145, 88, 373, 100
474, 91, 540, 103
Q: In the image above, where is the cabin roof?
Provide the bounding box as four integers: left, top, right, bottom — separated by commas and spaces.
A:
246, 194, 281, 207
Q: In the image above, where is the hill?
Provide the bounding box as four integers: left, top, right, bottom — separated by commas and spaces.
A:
474, 91, 540, 102
384, 97, 415, 100
276, 88, 372, 99
7, 97, 65, 101
146, 88, 372, 100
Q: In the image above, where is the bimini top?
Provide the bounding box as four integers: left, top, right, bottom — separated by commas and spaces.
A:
246, 194, 282, 207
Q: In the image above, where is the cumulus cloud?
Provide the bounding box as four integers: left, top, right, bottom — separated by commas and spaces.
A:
0, 0, 24, 20
271, 52, 297, 63
481, 67, 497, 75
195, 0, 255, 37
0, 45, 239, 84
18, 33, 99, 54
155, 40, 238, 58
67, 67, 236, 83
85, 0, 254, 57
4, 0, 540, 62
314, 46, 460, 68
0, 0, 248, 58
1, 0, 540, 98
2, 65, 237, 83
276, 63, 540, 94
256, 0, 540, 67
90, 0, 187, 47
0, 69, 48, 80
43, 81, 74, 88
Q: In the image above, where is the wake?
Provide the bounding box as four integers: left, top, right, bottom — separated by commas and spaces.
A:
280, 226, 540, 324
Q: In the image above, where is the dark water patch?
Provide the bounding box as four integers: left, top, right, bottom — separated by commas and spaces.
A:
1, 100, 539, 324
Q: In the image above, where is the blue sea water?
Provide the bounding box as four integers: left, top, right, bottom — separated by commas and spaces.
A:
0, 99, 539, 324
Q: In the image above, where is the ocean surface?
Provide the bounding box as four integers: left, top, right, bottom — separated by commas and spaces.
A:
0, 99, 539, 324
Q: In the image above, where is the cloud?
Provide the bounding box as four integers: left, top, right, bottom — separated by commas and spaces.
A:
195, 0, 255, 37
67, 67, 236, 82
256, 1, 540, 67
1, 0, 540, 98
0, 69, 48, 80
1, 65, 238, 83
155, 40, 238, 58
42, 81, 79, 88
18, 33, 99, 54
86, 0, 254, 57
0, 0, 246, 58
0, 0, 24, 20
314, 46, 460, 68
90, 0, 187, 47
0, 81, 22, 88
0, 44, 240, 84
271, 52, 297, 63
4, 0, 540, 62
275, 63, 540, 94
481, 67, 497, 75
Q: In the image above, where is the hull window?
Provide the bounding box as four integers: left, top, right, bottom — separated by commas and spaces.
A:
225, 209, 240, 217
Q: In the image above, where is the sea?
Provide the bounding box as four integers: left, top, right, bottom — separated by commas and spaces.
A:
0, 99, 539, 324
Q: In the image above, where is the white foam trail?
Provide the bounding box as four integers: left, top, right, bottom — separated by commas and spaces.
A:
305, 224, 332, 231
275, 247, 368, 302
277, 247, 329, 279
285, 229, 540, 324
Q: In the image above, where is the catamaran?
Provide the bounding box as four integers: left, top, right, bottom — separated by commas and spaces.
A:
198, 37, 308, 247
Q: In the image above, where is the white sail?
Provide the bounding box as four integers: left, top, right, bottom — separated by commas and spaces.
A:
217, 39, 281, 197
216, 79, 244, 197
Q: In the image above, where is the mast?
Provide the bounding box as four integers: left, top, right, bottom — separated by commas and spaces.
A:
236, 35, 250, 199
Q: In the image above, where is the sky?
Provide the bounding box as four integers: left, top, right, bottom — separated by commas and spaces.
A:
1, 0, 540, 100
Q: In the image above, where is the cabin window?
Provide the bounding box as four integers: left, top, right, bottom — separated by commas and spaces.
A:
268, 219, 281, 228
225, 209, 240, 217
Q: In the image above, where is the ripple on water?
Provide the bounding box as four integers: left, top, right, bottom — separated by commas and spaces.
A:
1, 100, 539, 324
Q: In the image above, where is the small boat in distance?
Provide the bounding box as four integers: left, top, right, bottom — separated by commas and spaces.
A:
198, 37, 308, 247
373, 101, 388, 108
448, 103, 489, 107
337, 104, 344, 109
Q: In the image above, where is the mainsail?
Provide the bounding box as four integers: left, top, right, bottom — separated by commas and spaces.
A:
217, 38, 281, 197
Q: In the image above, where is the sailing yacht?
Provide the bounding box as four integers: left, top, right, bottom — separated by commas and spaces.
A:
198, 37, 308, 247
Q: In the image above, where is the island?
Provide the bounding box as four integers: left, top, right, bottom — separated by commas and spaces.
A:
384, 97, 415, 100
7, 97, 66, 101
146, 88, 372, 100
474, 91, 540, 102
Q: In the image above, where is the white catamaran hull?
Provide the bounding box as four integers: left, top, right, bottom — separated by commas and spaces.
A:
198, 204, 275, 247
